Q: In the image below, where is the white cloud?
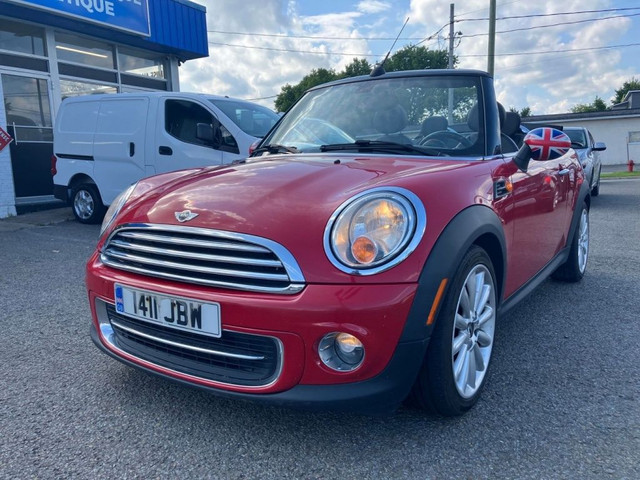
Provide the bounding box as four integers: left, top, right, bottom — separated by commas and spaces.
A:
180, 0, 371, 109
357, 1, 391, 14
180, 0, 639, 114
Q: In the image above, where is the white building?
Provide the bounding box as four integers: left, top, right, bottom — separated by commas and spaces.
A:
523, 92, 640, 168
0, 0, 208, 218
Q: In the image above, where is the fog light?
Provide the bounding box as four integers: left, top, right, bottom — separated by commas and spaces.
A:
318, 332, 365, 372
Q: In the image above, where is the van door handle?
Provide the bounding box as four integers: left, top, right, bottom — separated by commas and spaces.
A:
159, 146, 173, 156
129, 142, 135, 157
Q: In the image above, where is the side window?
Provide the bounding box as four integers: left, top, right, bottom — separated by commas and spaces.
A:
165, 99, 239, 153
220, 125, 239, 154
588, 131, 595, 148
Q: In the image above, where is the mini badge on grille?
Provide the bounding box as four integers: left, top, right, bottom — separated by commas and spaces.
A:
175, 210, 198, 222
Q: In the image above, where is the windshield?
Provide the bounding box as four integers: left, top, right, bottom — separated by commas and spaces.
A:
261, 75, 485, 157
565, 129, 587, 148
209, 99, 279, 138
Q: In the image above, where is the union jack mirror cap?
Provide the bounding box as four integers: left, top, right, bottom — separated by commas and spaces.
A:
524, 128, 571, 161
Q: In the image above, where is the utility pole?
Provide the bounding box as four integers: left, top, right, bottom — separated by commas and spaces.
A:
448, 3, 454, 69
488, 0, 496, 76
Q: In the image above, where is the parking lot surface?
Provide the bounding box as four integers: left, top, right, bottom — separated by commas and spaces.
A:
1, 179, 639, 479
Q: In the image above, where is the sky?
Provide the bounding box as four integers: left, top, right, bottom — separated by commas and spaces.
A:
179, 0, 640, 115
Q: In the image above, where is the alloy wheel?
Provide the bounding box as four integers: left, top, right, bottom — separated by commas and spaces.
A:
451, 264, 496, 399
74, 189, 95, 220
577, 208, 589, 273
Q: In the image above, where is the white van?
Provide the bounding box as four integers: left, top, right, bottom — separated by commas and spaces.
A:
52, 92, 279, 223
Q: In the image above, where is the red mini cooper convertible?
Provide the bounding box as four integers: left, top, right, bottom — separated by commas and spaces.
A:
88, 69, 589, 416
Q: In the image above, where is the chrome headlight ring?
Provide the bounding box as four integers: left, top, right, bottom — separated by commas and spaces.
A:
323, 187, 427, 275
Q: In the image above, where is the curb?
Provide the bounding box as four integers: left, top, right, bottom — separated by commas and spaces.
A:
0, 207, 75, 232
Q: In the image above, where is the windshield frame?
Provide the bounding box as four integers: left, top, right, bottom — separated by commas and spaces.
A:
260, 70, 495, 159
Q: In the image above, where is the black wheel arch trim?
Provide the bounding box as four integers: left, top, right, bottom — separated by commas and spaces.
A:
400, 204, 507, 344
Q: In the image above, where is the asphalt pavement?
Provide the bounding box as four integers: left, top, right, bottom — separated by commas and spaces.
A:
0, 178, 638, 479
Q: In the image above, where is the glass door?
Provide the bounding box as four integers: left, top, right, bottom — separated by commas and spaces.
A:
1, 72, 54, 198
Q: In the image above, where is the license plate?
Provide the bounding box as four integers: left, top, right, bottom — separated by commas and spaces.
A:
114, 284, 221, 338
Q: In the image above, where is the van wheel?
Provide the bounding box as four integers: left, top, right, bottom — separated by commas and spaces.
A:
72, 184, 105, 224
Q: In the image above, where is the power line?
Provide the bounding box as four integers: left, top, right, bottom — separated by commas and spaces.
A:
457, 6, 640, 22
207, 26, 446, 59
415, 22, 450, 47
460, 12, 640, 38
457, 41, 640, 58
207, 40, 382, 57
498, 48, 612, 73
207, 30, 426, 41
455, 0, 526, 18
244, 94, 278, 101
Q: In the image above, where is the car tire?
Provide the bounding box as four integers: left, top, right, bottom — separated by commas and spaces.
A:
71, 183, 105, 224
591, 167, 601, 197
410, 245, 497, 416
552, 202, 589, 282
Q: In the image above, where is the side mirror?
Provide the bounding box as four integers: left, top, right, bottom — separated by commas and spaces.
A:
593, 142, 606, 151
196, 121, 222, 149
513, 127, 571, 173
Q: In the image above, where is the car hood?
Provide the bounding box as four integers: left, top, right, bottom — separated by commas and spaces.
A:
113, 154, 475, 282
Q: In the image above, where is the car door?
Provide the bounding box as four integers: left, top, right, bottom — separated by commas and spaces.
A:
505, 150, 572, 289
153, 98, 224, 174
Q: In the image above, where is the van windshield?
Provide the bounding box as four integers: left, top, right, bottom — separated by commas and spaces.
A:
209, 99, 279, 138
260, 75, 485, 157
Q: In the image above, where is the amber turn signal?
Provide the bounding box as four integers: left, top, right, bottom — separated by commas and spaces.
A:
351, 236, 378, 264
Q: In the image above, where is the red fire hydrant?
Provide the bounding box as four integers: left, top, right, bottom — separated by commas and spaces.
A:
629, 160, 635, 172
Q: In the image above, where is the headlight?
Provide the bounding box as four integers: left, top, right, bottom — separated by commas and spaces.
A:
324, 187, 426, 275
100, 183, 137, 236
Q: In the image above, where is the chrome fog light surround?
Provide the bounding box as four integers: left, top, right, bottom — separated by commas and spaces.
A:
318, 332, 365, 372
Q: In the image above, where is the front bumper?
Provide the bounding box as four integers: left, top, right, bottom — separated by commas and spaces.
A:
87, 257, 425, 412
91, 323, 427, 413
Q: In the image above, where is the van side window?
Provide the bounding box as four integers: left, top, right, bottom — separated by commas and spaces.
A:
165, 99, 239, 154
220, 125, 239, 153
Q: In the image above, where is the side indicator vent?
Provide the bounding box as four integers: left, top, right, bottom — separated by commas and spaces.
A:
494, 179, 512, 199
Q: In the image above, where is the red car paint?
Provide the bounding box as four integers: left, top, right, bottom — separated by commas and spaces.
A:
87, 70, 586, 413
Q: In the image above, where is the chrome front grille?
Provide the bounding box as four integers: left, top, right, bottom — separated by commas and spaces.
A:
101, 224, 305, 294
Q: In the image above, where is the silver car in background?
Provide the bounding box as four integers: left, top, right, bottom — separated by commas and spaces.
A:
564, 126, 606, 196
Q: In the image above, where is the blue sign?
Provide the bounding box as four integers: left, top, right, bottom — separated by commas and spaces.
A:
8, 0, 150, 36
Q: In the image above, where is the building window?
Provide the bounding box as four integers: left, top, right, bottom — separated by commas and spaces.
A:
0, 19, 46, 56
118, 48, 166, 80
2, 74, 52, 142
629, 131, 640, 144
55, 32, 114, 69
60, 79, 117, 99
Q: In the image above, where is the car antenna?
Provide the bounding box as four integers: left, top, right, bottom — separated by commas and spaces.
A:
370, 17, 409, 77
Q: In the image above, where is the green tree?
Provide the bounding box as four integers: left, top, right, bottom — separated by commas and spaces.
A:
274, 68, 338, 112
519, 106, 531, 117
509, 106, 532, 117
612, 77, 640, 105
274, 47, 450, 112
341, 58, 372, 78
384, 45, 451, 72
571, 96, 607, 113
